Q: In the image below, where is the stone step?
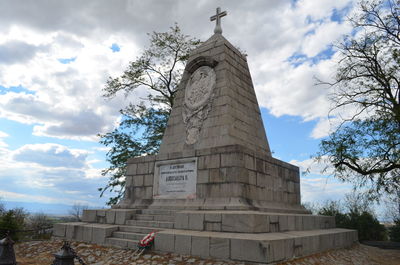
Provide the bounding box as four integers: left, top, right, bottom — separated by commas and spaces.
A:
140, 209, 177, 216
126, 219, 174, 229
118, 225, 155, 234
135, 214, 154, 221
154, 228, 358, 264
105, 237, 137, 249
135, 214, 175, 222
113, 231, 145, 241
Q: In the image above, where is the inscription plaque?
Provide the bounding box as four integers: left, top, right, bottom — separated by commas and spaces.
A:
153, 158, 197, 199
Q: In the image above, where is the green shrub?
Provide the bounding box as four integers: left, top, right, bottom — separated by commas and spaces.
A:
318, 196, 387, 241
389, 219, 400, 242
0, 210, 25, 241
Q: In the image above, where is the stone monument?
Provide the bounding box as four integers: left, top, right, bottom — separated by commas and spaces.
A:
54, 8, 357, 264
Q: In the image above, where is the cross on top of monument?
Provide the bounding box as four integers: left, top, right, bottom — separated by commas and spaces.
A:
210, 7, 227, 34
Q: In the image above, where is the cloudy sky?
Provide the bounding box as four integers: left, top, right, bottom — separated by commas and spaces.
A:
0, 0, 357, 214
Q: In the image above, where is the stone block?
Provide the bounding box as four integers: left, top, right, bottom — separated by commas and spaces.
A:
231, 238, 266, 263
53, 223, 66, 237
83, 225, 93, 242
145, 186, 153, 198
244, 154, 255, 170
209, 237, 230, 260
188, 213, 204, 230
205, 222, 222, 231
82, 210, 96, 222
205, 213, 221, 222
197, 169, 209, 184
175, 212, 189, 229
279, 215, 288, 231
133, 175, 144, 186
75, 225, 84, 241
209, 168, 224, 182
256, 158, 265, 173
126, 163, 137, 175
175, 234, 191, 255
97, 210, 106, 217
303, 216, 314, 230
191, 236, 209, 258
222, 213, 268, 233
220, 152, 244, 167
115, 210, 135, 225
295, 215, 303, 230
248, 171, 256, 185
65, 224, 76, 239
143, 174, 153, 186
106, 210, 116, 224
287, 215, 296, 231
154, 233, 175, 252
125, 176, 133, 186
256, 172, 266, 187
136, 163, 149, 174
148, 162, 155, 173
270, 239, 285, 262
92, 225, 117, 245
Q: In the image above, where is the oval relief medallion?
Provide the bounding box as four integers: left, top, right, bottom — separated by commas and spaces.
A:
184, 66, 216, 110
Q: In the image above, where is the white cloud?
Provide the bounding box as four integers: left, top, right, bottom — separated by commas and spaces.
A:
0, 0, 356, 142
0, 0, 360, 207
12, 143, 88, 168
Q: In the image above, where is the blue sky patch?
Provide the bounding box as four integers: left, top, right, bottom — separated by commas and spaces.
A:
58, 57, 76, 64
0, 85, 35, 95
110, 43, 120, 52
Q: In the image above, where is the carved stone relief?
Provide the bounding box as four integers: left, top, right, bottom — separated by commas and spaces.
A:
183, 65, 216, 145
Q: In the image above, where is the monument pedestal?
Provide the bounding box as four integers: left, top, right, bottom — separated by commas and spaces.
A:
54, 15, 357, 264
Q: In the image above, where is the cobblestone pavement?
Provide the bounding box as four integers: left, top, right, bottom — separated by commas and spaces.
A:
14, 239, 400, 265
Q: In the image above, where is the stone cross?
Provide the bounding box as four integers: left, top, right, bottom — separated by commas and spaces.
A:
210, 7, 227, 34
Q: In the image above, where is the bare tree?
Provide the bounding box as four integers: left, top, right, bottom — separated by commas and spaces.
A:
68, 203, 89, 221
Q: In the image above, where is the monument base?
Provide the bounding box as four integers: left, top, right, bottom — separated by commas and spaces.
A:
54, 208, 357, 264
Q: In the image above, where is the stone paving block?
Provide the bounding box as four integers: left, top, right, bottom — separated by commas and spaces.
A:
210, 237, 230, 260
188, 213, 204, 230
175, 234, 191, 255
154, 233, 174, 252
191, 236, 209, 258
106, 210, 116, 224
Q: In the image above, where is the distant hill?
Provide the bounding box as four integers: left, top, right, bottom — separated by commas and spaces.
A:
2, 200, 103, 216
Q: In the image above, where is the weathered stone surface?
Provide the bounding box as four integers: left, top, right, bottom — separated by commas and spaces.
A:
209, 237, 230, 259
175, 234, 191, 255
154, 233, 175, 252
191, 236, 209, 258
